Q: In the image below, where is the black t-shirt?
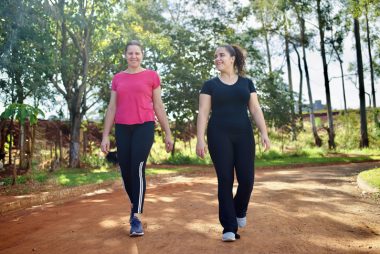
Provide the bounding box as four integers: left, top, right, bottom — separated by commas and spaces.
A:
200, 76, 256, 132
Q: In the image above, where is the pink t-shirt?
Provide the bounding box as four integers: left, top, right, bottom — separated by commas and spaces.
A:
111, 69, 160, 124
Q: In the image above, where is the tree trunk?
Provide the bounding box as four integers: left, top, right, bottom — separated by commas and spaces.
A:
19, 123, 27, 169
354, 16, 369, 147
292, 43, 304, 128
0, 121, 6, 163
69, 112, 82, 168
300, 16, 322, 147
317, 0, 335, 149
28, 124, 36, 170
59, 129, 63, 165
284, 12, 296, 141
332, 43, 347, 114
8, 119, 13, 165
365, 6, 376, 108
364, 5, 379, 127
83, 131, 87, 157
260, 12, 272, 74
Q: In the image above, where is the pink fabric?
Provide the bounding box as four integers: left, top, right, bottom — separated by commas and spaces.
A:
111, 69, 160, 124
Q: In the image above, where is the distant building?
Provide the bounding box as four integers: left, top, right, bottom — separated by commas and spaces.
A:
295, 100, 326, 113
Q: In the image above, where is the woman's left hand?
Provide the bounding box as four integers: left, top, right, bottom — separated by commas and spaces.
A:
165, 135, 174, 153
261, 135, 271, 152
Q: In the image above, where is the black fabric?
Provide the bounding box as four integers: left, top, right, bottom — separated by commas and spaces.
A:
115, 121, 155, 214
200, 76, 256, 133
201, 76, 256, 234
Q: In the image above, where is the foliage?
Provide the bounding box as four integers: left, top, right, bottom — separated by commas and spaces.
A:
257, 71, 294, 129
163, 153, 211, 165
0, 103, 44, 125
81, 154, 109, 169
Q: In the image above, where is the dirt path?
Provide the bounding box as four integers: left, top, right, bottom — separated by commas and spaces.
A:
1, 162, 379, 254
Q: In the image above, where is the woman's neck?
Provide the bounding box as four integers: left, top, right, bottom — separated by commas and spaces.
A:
220, 70, 238, 80
125, 66, 144, 73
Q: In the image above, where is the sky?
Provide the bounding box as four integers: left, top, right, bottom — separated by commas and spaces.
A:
280, 31, 379, 110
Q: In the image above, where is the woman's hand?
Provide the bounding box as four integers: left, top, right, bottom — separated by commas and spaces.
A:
261, 134, 271, 152
196, 139, 208, 159
165, 135, 174, 153
101, 136, 110, 154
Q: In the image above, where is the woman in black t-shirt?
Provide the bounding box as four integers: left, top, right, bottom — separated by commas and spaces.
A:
196, 44, 270, 242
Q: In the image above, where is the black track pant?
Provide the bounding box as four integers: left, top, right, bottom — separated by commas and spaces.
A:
207, 126, 255, 234
115, 121, 154, 214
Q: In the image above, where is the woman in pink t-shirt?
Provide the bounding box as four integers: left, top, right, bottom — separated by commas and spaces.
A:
101, 40, 173, 237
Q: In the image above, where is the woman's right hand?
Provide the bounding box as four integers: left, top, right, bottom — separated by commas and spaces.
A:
101, 136, 110, 154
196, 139, 208, 159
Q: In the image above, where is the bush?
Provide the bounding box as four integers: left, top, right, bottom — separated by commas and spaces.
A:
164, 153, 211, 165
81, 154, 108, 168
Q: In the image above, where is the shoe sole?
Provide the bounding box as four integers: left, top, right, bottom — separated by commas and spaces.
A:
222, 238, 236, 242
130, 232, 144, 237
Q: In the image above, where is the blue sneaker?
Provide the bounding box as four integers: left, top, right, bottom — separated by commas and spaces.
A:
130, 216, 144, 237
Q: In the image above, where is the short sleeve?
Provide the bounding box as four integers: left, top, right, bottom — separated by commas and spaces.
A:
200, 81, 212, 95
248, 79, 256, 93
111, 76, 117, 91
152, 71, 161, 89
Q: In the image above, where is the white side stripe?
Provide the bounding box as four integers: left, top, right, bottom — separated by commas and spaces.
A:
138, 161, 144, 213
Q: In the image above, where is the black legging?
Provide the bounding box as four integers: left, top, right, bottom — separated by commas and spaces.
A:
115, 121, 154, 214
207, 125, 255, 234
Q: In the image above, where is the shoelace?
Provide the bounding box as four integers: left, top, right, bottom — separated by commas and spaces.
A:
130, 217, 141, 227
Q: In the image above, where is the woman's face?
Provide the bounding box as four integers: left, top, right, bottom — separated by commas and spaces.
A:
125, 45, 143, 68
214, 47, 235, 72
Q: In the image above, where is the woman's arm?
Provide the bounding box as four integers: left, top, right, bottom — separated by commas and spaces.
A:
196, 94, 211, 158
153, 87, 173, 152
248, 93, 271, 151
101, 91, 117, 153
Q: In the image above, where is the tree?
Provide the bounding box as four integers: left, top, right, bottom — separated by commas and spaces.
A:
352, 0, 369, 147
293, 1, 322, 147
43, 0, 119, 167
363, 0, 376, 109
316, 0, 336, 149
0, 0, 55, 108
329, 10, 350, 114
1, 103, 44, 184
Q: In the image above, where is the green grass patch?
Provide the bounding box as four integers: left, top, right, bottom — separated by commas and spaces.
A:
163, 153, 212, 165
358, 168, 380, 189
146, 167, 193, 175
54, 167, 120, 187
255, 155, 377, 168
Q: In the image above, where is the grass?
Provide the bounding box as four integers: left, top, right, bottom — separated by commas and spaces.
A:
256, 155, 380, 168
358, 168, 380, 189
55, 167, 120, 187
0, 166, 196, 191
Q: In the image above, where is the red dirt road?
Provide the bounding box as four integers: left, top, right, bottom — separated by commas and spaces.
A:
1, 162, 380, 254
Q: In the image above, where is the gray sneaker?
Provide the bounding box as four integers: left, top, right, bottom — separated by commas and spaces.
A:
237, 217, 246, 228
222, 232, 236, 242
